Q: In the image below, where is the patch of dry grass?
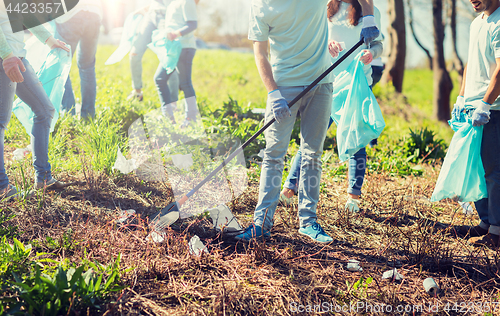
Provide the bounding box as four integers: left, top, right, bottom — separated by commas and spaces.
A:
3, 162, 500, 315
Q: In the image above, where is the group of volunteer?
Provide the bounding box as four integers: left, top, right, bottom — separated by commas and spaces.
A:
0, 0, 198, 197
0, 0, 498, 249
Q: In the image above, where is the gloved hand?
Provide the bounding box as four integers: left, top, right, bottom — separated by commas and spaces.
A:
451, 96, 465, 121
267, 89, 291, 123
345, 198, 360, 213
2, 54, 26, 83
360, 15, 380, 45
471, 100, 491, 127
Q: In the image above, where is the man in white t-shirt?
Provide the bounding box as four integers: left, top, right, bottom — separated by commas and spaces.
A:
453, 0, 500, 248
235, 0, 378, 243
56, 0, 105, 120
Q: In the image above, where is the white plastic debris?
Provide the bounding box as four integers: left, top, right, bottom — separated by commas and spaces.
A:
146, 230, 166, 243
13, 145, 32, 161
258, 149, 265, 159
423, 277, 440, 296
112, 147, 137, 174
171, 153, 193, 170
346, 259, 363, 272
188, 235, 209, 256
208, 204, 242, 233
382, 268, 404, 281
116, 209, 136, 224
459, 201, 474, 215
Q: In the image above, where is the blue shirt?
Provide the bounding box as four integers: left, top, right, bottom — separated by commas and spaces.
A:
248, 0, 333, 87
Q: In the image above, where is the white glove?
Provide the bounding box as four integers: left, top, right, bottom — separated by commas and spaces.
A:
345, 198, 360, 213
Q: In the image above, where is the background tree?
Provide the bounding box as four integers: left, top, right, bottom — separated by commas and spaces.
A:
433, 0, 453, 121
381, 0, 406, 92
407, 0, 433, 69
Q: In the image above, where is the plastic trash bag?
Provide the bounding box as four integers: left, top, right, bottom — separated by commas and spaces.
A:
331, 53, 385, 162
147, 29, 182, 74
13, 46, 71, 135
431, 116, 487, 202
105, 13, 144, 65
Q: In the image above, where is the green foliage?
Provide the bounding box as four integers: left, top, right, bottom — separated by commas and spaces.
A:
2, 251, 124, 315
78, 112, 126, 175
399, 127, 447, 163
0, 209, 18, 239
0, 237, 32, 289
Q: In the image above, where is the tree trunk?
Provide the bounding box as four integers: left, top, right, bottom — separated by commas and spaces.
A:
433, 0, 453, 121
407, 0, 433, 69
449, 0, 464, 84
381, 0, 406, 92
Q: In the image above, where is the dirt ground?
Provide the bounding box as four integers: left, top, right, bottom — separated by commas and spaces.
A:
5, 163, 500, 316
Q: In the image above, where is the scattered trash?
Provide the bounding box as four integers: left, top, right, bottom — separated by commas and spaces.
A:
146, 230, 166, 243
346, 259, 363, 272
382, 268, 404, 281
188, 235, 209, 256
171, 153, 194, 170
116, 209, 136, 225
423, 277, 440, 296
208, 204, 242, 233
112, 147, 137, 174
459, 201, 474, 215
13, 145, 33, 161
403, 195, 432, 205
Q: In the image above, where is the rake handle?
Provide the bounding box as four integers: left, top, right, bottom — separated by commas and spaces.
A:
178, 39, 364, 205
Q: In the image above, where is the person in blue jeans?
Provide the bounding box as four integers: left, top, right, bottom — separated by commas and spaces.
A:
154, 0, 198, 127
55, 0, 104, 120
128, 0, 179, 102
0, 6, 70, 198
281, 0, 383, 214
452, 0, 500, 249
235, 0, 379, 243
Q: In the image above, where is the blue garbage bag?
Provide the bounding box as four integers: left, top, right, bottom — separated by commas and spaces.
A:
147, 29, 182, 74
331, 53, 386, 162
431, 115, 487, 202
12, 47, 72, 135
105, 13, 144, 65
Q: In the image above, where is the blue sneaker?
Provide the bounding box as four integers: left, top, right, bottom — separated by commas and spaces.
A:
234, 225, 270, 242
298, 223, 333, 243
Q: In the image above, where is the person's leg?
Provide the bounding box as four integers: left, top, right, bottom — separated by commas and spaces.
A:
77, 12, 100, 120
177, 48, 197, 120
130, 17, 156, 92
347, 147, 367, 197
15, 59, 55, 184
283, 150, 301, 195
55, 19, 82, 115
480, 111, 500, 236
251, 87, 302, 232
371, 65, 384, 87
0, 59, 17, 190
283, 117, 333, 197
154, 64, 176, 120
296, 83, 332, 229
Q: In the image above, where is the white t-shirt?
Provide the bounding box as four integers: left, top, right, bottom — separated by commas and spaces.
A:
328, 2, 382, 86
464, 7, 500, 111
248, 0, 333, 87
164, 0, 197, 49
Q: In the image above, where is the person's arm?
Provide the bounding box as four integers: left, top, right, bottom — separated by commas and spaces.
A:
484, 59, 500, 104
0, 28, 25, 83
459, 65, 467, 97
167, 21, 197, 40
253, 41, 277, 92
359, 0, 379, 44
359, 0, 374, 16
